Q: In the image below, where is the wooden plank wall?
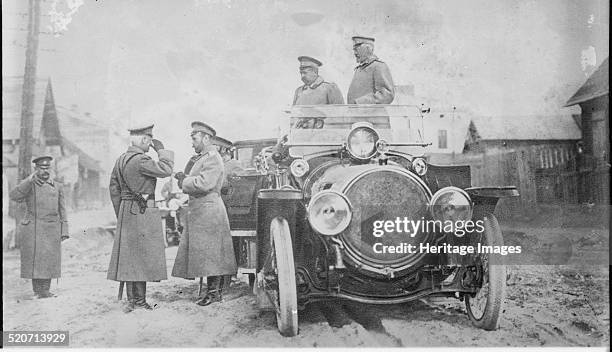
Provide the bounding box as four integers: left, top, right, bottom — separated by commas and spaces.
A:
454, 143, 578, 218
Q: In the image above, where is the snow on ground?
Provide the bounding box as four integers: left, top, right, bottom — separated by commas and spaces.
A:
2, 207, 610, 347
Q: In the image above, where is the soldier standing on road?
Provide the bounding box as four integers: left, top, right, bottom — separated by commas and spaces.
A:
347, 36, 395, 104
9, 156, 69, 298
172, 121, 237, 306
293, 56, 344, 105
107, 124, 174, 312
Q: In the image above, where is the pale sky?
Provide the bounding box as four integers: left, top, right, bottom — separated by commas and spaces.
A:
2, 0, 609, 168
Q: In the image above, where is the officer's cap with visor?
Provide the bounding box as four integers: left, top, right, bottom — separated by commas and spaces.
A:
127, 123, 154, 137
191, 121, 216, 137
212, 135, 232, 149
32, 155, 53, 168
298, 56, 323, 70
352, 36, 375, 48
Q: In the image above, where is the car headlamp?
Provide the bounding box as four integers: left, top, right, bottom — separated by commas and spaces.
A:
411, 157, 428, 176
429, 187, 473, 231
308, 190, 352, 236
347, 122, 379, 160
290, 159, 309, 178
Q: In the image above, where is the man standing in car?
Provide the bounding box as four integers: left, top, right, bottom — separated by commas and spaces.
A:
107, 123, 174, 312
172, 121, 237, 306
293, 56, 344, 105
347, 36, 395, 104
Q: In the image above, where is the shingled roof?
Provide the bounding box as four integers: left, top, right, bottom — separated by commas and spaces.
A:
470, 115, 581, 141
565, 57, 609, 106
2, 76, 57, 141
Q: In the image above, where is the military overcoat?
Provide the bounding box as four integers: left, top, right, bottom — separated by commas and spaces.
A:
9, 177, 68, 279
347, 55, 395, 104
172, 144, 237, 278
293, 76, 345, 105
107, 145, 174, 282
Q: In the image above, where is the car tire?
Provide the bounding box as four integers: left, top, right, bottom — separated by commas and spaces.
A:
465, 213, 506, 331
270, 217, 299, 337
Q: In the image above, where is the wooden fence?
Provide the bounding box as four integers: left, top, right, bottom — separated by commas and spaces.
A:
453, 146, 610, 218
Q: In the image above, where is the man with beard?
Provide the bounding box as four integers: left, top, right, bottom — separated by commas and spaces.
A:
10, 156, 69, 298
172, 121, 237, 306
347, 36, 395, 104
293, 56, 344, 105
107, 124, 174, 312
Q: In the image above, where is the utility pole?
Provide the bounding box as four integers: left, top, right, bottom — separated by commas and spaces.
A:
15, 0, 41, 247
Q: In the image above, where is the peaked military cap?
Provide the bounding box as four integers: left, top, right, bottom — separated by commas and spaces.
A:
298, 56, 323, 69
191, 121, 216, 136
128, 123, 154, 137
352, 36, 375, 46
32, 155, 53, 167
211, 135, 232, 149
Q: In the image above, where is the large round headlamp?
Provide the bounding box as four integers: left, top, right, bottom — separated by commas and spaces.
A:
429, 187, 473, 232
290, 159, 309, 178
346, 122, 379, 160
411, 157, 428, 176
307, 190, 352, 236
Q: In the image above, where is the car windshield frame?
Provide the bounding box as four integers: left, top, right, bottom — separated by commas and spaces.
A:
285, 104, 428, 157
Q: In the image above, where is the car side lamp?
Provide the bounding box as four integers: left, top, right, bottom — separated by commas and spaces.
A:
411, 157, 428, 176
376, 139, 389, 165
329, 236, 346, 270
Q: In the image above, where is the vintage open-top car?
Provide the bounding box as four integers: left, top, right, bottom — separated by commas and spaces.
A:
223, 105, 518, 337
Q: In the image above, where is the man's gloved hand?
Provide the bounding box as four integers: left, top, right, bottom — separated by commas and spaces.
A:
61, 235, 70, 242
30, 172, 44, 186
151, 138, 165, 152
174, 172, 186, 189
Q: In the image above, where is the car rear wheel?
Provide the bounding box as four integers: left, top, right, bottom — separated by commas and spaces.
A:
465, 213, 506, 330
261, 217, 298, 337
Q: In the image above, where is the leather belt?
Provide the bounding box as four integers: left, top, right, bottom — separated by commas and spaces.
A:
190, 191, 219, 199
120, 196, 156, 207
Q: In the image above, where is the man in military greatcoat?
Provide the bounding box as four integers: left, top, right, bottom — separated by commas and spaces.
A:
172, 121, 237, 306
347, 36, 395, 104
293, 56, 344, 105
107, 124, 174, 312
9, 156, 69, 298
221, 148, 244, 182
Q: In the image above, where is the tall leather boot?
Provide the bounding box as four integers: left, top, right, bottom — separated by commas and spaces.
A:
222, 275, 232, 290
134, 281, 153, 310
124, 282, 135, 313
33, 279, 54, 298
40, 279, 52, 297
197, 276, 222, 306
31, 279, 41, 295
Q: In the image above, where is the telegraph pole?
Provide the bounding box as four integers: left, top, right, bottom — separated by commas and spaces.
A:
15, 0, 41, 246
17, 0, 41, 181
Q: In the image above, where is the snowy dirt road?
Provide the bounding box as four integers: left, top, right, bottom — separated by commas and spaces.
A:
2, 210, 609, 348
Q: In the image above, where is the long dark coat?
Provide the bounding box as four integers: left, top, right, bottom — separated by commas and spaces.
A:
172, 145, 237, 278
107, 146, 174, 282
347, 55, 395, 104
9, 177, 68, 279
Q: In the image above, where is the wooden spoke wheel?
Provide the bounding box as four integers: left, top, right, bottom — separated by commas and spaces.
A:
261, 217, 298, 337
465, 213, 506, 330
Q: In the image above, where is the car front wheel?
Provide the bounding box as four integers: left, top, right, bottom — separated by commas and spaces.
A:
260, 217, 298, 337
465, 213, 506, 330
